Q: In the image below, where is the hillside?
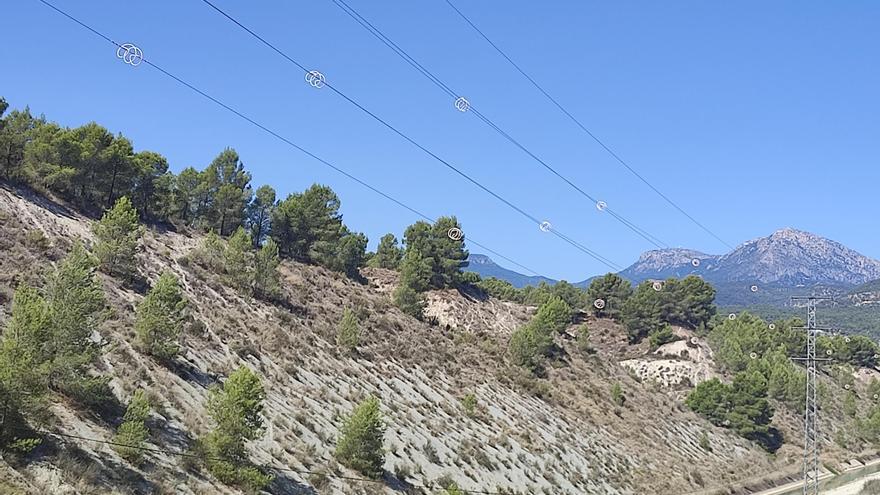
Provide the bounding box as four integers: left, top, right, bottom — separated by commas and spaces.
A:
469, 229, 880, 334
2, 184, 880, 495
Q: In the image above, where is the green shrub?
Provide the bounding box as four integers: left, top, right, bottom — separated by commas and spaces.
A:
335, 396, 386, 478
461, 393, 477, 418
508, 323, 551, 372
337, 308, 360, 352
202, 366, 273, 491
113, 389, 151, 464
648, 325, 678, 350
611, 383, 626, 406
92, 196, 143, 280
586, 273, 632, 320
136, 272, 187, 360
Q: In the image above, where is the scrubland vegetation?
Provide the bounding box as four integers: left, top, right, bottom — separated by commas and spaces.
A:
2, 96, 880, 494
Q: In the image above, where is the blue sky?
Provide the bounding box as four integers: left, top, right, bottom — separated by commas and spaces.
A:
3, 0, 879, 281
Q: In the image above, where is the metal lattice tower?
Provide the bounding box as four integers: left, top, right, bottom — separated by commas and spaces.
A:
791, 296, 833, 495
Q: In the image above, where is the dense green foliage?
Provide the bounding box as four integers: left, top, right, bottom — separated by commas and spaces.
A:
92, 196, 144, 280
533, 296, 573, 334
508, 297, 573, 373
508, 322, 553, 372
725, 303, 880, 338
337, 308, 360, 352
253, 238, 281, 299
393, 249, 431, 318
0, 243, 109, 448
476, 277, 521, 301
475, 277, 595, 313
113, 389, 151, 464
194, 228, 282, 300
43, 243, 109, 402
0, 101, 367, 279
225, 227, 253, 291
247, 184, 275, 247
0, 287, 50, 448
135, 272, 188, 361
686, 372, 781, 452
203, 366, 273, 491
270, 184, 342, 262
335, 396, 386, 478
648, 325, 679, 350
402, 217, 468, 289
586, 273, 633, 319
621, 276, 716, 342
368, 233, 403, 269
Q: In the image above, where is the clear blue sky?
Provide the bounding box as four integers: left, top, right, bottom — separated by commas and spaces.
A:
3, 0, 879, 281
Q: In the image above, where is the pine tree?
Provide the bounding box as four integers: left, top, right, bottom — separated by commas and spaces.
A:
44, 243, 106, 395
335, 396, 386, 478
336, 308, 360, 353
196, 231, 226, 271
135, 272, 187, 360
508, 322, 551, 372
533, 296, 573, 335
92, 196, 143, 280
203, 366, 273, 490
253, 238, 281, 299
270, 184, 342, 261
586, 273, 633, 319
224, 227, 253, 292
113, 389, 151, 464
393, 250, 431, 318
0, 286, 51, 447
247, 185, 276, 247
369, 233, 403, 269
330, 231, 367, 278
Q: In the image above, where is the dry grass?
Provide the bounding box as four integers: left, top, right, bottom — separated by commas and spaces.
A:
0, 183, 868, 495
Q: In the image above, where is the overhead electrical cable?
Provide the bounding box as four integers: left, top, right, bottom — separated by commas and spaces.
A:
441, 0, 735, 250
188, 0, 624, 270
32, 0, 609, 277
321, 0, 668, 249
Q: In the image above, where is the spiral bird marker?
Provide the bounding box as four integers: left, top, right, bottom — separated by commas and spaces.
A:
446, 227, 463, 241
116, 43, 144, 66
652, 281, 663, 292
454, 96, 470, 112
593, 299, 606, 310
305, 70, 326, 89
691, 258, 701, 267
538, 221, 552, 232
596, 200, 608, 212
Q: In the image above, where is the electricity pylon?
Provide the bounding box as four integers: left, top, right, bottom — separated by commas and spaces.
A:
790, 296, 833, 495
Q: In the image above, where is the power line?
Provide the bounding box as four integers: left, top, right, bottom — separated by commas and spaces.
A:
191, 0, 623, 270
31, 0, 580, 278
16, 427, 507, 495
442, 0, 735, 251
322, 0, 668, 250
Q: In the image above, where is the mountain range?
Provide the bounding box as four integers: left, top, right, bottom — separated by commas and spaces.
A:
467, 228, 880, 309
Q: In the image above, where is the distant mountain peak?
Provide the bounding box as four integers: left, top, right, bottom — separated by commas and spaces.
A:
719, 228, 880, 285
468, 229, 880, 305
467, 254, 494, 265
